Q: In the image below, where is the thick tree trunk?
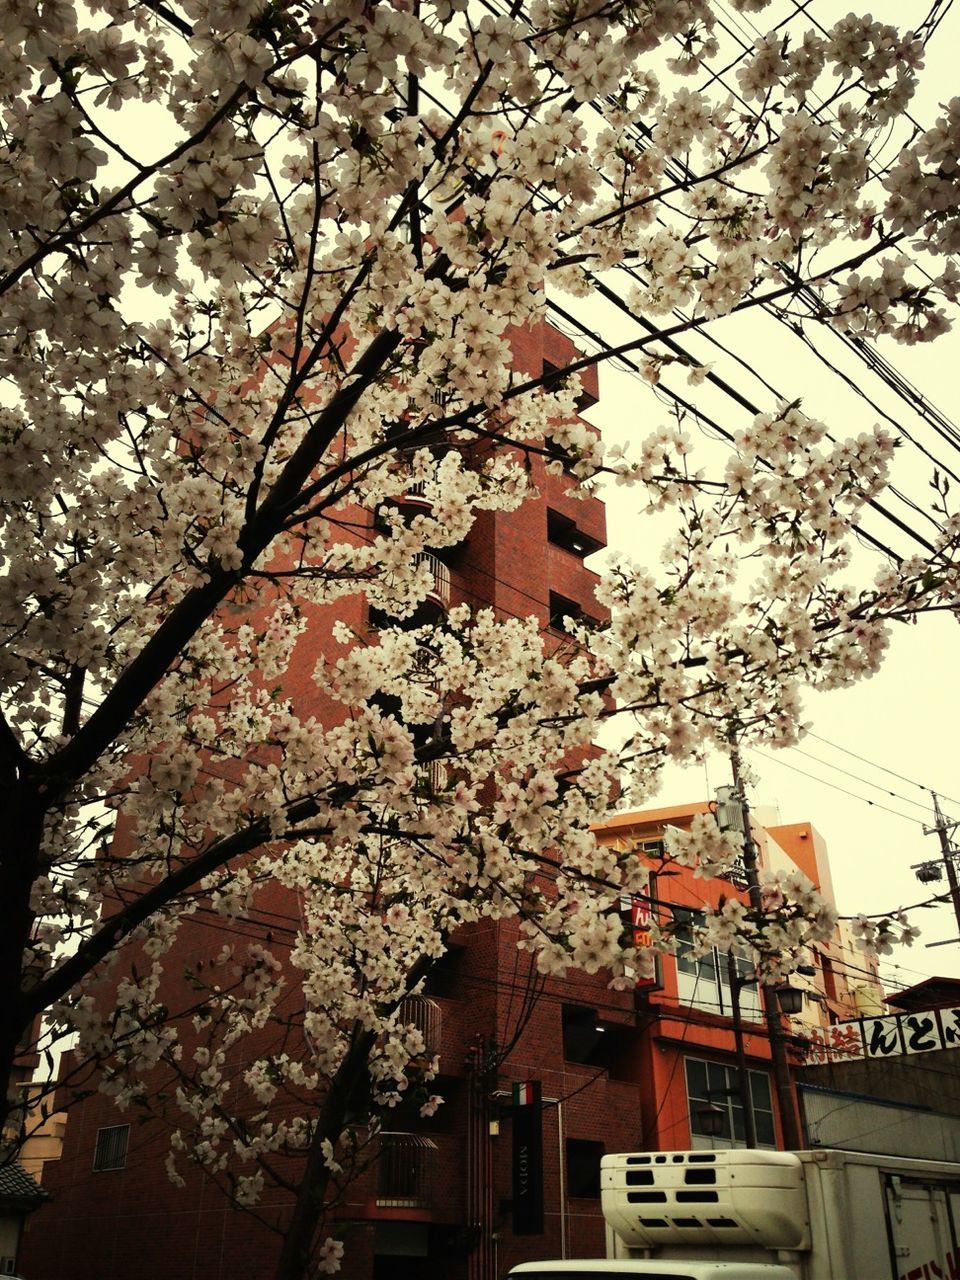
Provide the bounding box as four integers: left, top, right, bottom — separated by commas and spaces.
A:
273, 1025, 377, 1280
0, 781, 44, 1138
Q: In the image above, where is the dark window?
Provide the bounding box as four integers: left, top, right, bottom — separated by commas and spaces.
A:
544, 438, 578, 474
93, 1124, 129, 1171
548, 591, 598, 633
561, 1005, 633, 1078
566, 1139, 604, 1198
547, 508, 604, 559
562, 1004, 603, 1064
421, 945, 465, 1000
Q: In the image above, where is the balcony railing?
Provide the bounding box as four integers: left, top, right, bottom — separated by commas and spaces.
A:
376, 1131, 437, 1208
427, 758, 446, 793
414, 552, 451, 607
396, 995, 442, 1057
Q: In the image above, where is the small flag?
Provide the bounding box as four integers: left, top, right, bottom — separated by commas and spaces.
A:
512, 1081, 537, 1106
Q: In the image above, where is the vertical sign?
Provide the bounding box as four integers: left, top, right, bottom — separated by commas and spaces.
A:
512, 1079, 544, 1235
622, 874, 661, 991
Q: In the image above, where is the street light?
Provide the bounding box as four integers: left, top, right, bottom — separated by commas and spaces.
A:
915, 860, 944, 884
695, 1085, 755, 1140
773, 984, 804, 1016
696, 1098, 727, 1138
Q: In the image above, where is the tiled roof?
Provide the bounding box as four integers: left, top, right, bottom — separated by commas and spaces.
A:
0, 1161, 47, 1205
886, 975, 960, 1011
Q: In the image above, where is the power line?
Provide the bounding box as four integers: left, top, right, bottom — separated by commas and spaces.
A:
805, 731, 960, 810
426, 9, 959, 563
748, 748, 927, 825
786, 746, 935, 814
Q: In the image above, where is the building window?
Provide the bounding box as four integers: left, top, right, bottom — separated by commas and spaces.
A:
566, 1138, 604, 1198
546, 508, 603, 559
821, 954, 838, 1003
421, 943, 465, 1000
637, 839, 664, 858
561, 1005, 633, 1078
685, 1058, 776, 1148
548, 590, 581, 633
93, 1124, 129, 1171
562, 1004, 603, 1064
672, 908, 762, 1022
548, 591, 598, 634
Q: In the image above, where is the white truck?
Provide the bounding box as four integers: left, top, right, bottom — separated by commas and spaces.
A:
508, 1148, 960, 1280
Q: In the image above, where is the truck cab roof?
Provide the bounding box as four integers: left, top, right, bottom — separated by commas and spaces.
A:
507, 1263, 798, 1279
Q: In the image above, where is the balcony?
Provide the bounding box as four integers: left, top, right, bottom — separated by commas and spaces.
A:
426, 758, 446, 793
376, 1131, 437, 1209
414, 552, 451, 608
396, 995, 442, 1059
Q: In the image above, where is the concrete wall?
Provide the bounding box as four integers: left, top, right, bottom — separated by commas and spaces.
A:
800, 1083, 960, 1161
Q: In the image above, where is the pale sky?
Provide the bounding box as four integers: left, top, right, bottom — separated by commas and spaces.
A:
583, 0, 960, 991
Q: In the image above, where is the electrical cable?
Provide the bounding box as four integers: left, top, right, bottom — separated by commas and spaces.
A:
805, 731, 960, 809
748, 747, 929, 825
785, 746, 936, 814
418, 11, 959, 564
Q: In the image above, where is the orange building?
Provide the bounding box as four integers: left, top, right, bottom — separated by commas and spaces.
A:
592, 802, 881, 1154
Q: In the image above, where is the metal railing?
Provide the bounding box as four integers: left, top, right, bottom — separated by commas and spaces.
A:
396, 995, 442, 1057
376, 1131, 437, 1207
414, 552, 451, 606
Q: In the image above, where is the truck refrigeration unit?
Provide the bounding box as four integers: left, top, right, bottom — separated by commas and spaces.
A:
508, 1148, 960, 1280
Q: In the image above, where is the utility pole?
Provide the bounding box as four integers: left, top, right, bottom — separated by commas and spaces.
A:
727, 744, 803, 1152
926, 793, 960, 941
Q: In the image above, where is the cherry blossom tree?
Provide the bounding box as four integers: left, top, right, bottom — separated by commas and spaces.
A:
3, 0, 960, 1272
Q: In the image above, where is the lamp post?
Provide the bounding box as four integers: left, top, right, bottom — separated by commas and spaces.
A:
773, 984, 805, 1016
725, 954, 758, 1149
696, 1091, 736, 1139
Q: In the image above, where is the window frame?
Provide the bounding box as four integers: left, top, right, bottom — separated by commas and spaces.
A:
672, 907, 762, 1022
684, 1056, 776, 1149
92, 1123, 130, 1172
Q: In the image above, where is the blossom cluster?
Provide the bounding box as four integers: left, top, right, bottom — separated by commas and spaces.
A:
2, 0, 960, 1266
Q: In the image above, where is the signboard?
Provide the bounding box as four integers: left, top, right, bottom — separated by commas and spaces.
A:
512, 1079, 544, 1235
801, 1005, 960, 1065
622, 876, 661, 991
